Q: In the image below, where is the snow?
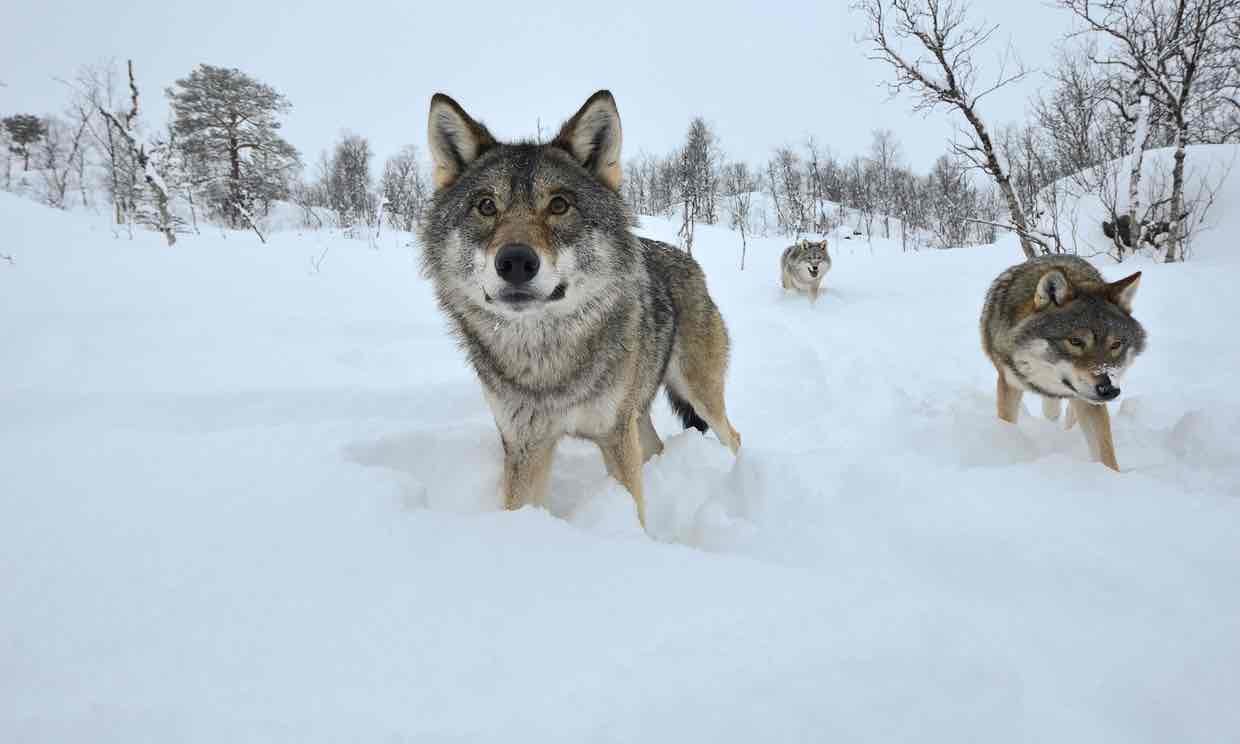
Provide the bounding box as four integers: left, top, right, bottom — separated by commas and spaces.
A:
3, 178, 1240, 742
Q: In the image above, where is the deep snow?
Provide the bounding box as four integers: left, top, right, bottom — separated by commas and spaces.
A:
2, 184, 1239, 742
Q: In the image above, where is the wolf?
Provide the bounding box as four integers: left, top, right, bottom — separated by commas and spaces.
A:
418, 90, 741, 529
781, 239, 831, 302
980, 255, 1145, 470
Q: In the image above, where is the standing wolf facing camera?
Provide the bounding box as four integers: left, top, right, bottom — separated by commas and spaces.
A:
418, 90, 741, 528
980, 255, 1145, 470
781, 239, 831, 302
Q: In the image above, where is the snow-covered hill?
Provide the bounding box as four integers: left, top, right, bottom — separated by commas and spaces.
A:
1047, 143, 1240, 261
2, 187, 1238, 742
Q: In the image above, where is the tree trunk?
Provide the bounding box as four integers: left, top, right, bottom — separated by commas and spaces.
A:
106, 125, 124, 224
1125, 91, 1151, 252
228, 133, 242, 228
995, 173, 1037, 259
963, 107, 1037, 259
1164, 126, 1188, 263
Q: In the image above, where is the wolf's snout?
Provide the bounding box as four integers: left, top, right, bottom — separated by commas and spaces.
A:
1094, 374, 1120, 401
495, 244, 540, 285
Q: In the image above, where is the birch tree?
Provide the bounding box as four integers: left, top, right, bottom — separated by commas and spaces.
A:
854, 0, 1047, 258
1058, 0, 1237, 262
722, 161, 757, 270
97, 61, 177, 246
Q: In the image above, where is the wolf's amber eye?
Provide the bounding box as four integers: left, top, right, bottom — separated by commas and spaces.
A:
1068, 337, 1085, 349
548, 195, 570, 216
1110, 339, 1125, 351
477, 198, 497, 217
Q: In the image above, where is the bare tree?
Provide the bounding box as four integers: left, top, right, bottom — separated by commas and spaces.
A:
722, 161, 757, 269
38, 113, 91, 209
869, 128, 903, 238
675, 117, 721, 252
96, 61, 177, 246
381, 145, 430, 232
855, 0, 1048, 257
1059, 0, 1237, 262
63, 61, 138, 224
323, 131, 376, 234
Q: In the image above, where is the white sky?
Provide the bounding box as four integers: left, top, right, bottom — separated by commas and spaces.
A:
1, 1, 1071, 173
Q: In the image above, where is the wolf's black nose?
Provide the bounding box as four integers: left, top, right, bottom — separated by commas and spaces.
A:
495, 244, 540, 285
1095, 375, 1120, 401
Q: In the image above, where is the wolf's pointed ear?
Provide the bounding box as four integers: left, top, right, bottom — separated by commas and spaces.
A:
551, 90, 622, 191
1108, 271, 1141, 313
427, 93, 496, 190
1034, 270, 1073, 311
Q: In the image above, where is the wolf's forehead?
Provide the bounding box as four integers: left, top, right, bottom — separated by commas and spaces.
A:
476, 145, 581, 198
1046, 299, 1139, 333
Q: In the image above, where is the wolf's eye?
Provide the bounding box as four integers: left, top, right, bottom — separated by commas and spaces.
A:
1110, 339, 1125, 352
548, 195, 570, 216
1068, 337, 1085, 349
477, 197, 497, 217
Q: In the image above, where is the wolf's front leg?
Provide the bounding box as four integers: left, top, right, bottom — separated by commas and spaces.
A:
599, 412, 647, 529
1070, 399, 1119, 471
996, 373, 1024, 423
500, 436, 557, 510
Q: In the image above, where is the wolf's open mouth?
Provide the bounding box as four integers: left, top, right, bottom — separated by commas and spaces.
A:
484, 283, 568, 306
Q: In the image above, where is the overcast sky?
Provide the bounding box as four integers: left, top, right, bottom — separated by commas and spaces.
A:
2, 1, 1072, 173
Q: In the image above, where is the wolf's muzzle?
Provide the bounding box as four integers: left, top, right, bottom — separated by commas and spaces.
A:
496, 243, 540, 285
1095, 374, 1120, 401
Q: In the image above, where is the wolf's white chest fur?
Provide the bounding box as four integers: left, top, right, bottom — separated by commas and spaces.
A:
483, 383, 624, 442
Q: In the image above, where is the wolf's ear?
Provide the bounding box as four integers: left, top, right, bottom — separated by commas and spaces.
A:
427, 93, 496, 190
552, 90, 622, 191
1107, 271, 1141, 313
1034, 270, 1073, 311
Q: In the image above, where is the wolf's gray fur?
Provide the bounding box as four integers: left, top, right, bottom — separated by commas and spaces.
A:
980, 254, 1144, 470
781, 239, 830, 301
419, 90, 740, 527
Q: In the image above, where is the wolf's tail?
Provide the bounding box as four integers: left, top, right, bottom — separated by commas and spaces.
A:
666, 389, 708, 434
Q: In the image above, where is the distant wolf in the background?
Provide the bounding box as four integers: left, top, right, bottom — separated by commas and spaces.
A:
980, 255, 1145, 470
781, 239, 831, 302
418, 89, 741, 530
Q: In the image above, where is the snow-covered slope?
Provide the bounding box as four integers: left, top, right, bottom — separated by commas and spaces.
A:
2, 190, 1238, 743
1049, 143, 1240, 261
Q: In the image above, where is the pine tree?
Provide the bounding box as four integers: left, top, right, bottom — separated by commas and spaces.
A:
3, 114, 48, 171
167, 65, 300, 227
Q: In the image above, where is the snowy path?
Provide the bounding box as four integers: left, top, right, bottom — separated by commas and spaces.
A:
2, 194, 1238, 742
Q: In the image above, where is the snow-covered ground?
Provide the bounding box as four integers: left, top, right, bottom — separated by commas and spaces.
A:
3, 185, 1239, 743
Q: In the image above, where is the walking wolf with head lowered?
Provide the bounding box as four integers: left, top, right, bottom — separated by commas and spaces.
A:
781, 239, 830, 302
419, 90, 741, 529
980, 255, 1145, 470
